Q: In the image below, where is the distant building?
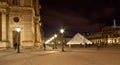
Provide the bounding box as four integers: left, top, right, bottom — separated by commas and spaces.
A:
86, 32, 102, 44
0, 0, 42, 48
86, 23, 120, 45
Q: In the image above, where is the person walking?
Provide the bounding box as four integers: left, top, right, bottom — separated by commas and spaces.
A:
43, 43, 46, 50
14, 42, 17, 50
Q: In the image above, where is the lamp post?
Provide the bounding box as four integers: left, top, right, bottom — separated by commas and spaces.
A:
54, 34, 57, 49
60, 28, 64, 52
16, 27, 21, 53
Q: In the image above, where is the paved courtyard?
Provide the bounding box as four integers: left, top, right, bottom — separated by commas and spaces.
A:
0, 47, 120, 65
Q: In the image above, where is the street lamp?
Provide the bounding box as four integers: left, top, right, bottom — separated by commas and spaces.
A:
60, 28, 65, 51
54, 34, 57, 49
54, 34, 57, 38
16, 27, 21, 53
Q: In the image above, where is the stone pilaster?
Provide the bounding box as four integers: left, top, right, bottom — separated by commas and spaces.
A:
2, 11, 7, 41
34, 16, 42, 48
0, 10, 8, 48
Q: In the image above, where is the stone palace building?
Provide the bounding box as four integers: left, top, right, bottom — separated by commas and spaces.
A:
86, 24, 120, 45
0, 0, 42, 48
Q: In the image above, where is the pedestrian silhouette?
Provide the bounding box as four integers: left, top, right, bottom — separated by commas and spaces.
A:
43, 43, 46, 50
14, 43, 17, 50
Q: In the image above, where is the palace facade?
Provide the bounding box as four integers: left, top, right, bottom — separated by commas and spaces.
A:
86, 26, 120, 45
0, 0, 42, 48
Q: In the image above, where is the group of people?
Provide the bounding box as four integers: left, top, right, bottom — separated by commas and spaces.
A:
43, 43, 57, 50
14, 42, 57, 50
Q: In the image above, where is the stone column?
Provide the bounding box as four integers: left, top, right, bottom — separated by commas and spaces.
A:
34, 16, 42, 48
0, 11, 7, 48
2, 11, 7, 41
36, 22, 41, 42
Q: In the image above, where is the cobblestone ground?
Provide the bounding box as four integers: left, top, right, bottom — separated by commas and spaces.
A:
0, 47, 120, 65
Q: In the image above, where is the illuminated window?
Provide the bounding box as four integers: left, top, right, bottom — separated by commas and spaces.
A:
0, 12, 2, 41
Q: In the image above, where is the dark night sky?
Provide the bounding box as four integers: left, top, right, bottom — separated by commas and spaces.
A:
39, 0, 120, 37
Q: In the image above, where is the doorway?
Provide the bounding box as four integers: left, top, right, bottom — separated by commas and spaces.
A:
13, 31, 17, 47
13, 31, 21, 46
